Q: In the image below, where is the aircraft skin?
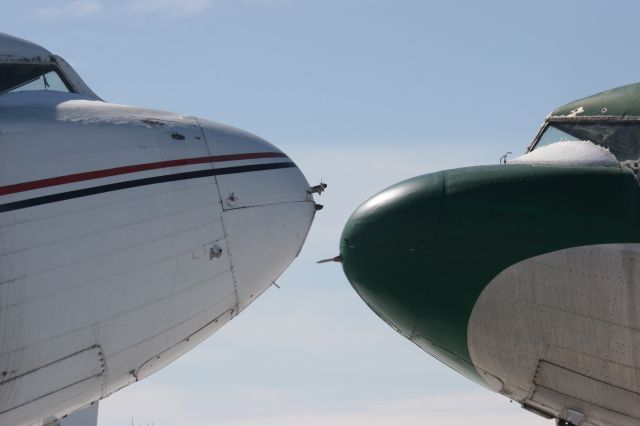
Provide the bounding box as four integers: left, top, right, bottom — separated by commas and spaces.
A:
0, 33, 317, 426
340, 82, 640, 426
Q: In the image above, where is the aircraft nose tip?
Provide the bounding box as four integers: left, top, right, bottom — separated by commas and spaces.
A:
340, 172, 444, 333
209, 135, 317, 313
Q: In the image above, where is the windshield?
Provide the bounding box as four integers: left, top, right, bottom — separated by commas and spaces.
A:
534, 121, 640, 162
0, 64, 72, 95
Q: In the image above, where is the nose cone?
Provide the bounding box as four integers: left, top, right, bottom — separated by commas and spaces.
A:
340, 172, 444, 334
340, 171, 483, 375
199, 120, 316, 313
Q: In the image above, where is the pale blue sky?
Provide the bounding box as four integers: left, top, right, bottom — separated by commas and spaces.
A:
3, 1, 640, 425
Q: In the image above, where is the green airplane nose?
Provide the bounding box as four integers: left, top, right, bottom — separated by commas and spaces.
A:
340, 164, 640, 382
340, 172, 444, 342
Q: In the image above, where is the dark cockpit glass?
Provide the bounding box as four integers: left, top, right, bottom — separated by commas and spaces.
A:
0, 64, 72, 95
534, 122, 640, 162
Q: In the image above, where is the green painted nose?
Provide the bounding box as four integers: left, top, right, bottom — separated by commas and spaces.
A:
340, 164, 640, 380
340, 172, 444, 337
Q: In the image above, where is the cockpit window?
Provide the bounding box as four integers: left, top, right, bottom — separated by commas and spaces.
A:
0, 64, 72, 95
534, 122, 640, 162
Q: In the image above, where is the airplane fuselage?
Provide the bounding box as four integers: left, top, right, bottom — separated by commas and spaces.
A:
0, 34, 316, 426
340, 82, 640, 426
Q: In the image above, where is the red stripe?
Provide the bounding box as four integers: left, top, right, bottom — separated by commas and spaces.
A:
0, 152, 287, 196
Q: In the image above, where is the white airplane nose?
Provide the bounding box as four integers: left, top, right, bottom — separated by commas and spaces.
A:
199, 120, 316, 312
222, 196, 315, 312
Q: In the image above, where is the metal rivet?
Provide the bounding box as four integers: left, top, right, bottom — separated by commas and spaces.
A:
210, 245, 223, 259
227, 192, 237, 207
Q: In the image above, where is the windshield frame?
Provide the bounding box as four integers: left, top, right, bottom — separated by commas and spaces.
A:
528, 115, 640, 153
0, 64, 73, 96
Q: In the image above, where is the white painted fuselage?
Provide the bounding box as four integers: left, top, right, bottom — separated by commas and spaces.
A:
0, 34, 316, 426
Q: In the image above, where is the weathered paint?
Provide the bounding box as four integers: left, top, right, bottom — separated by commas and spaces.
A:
469, 243, 640, 426
551, 81, 640, 118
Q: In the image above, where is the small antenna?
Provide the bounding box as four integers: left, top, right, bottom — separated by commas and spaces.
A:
317, 255, 342, 264
307, 182, 327, 195
499, 152, 512, 164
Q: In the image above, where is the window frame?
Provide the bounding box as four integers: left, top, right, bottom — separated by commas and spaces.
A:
0, 64, 74, 96
528, 116, 640, 153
